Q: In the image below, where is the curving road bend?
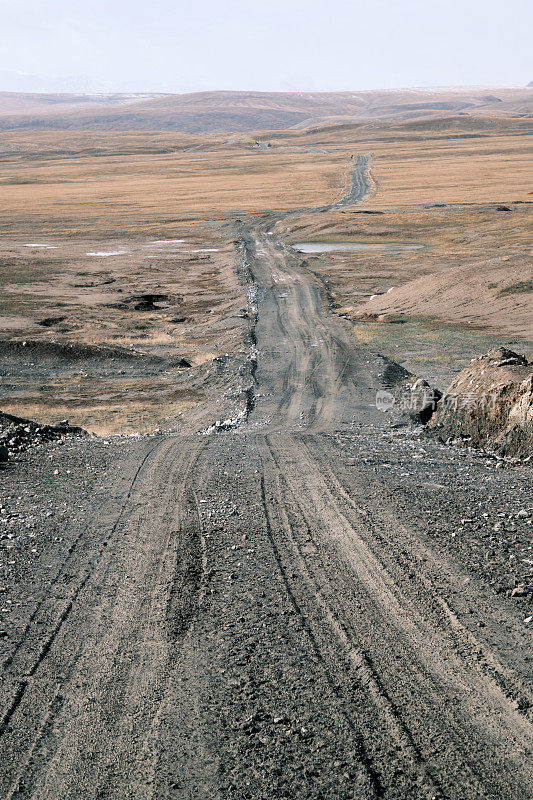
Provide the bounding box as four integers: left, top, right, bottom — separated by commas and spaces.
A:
0, 158, 531, 799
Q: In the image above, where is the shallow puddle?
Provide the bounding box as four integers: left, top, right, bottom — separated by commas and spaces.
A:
292, 242, 424, 253
86, 250, 128, 257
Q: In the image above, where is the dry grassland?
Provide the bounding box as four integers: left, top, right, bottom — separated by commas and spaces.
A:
0, 132, 348, 236
275, 120, 532, 359
0, 114, 531, 427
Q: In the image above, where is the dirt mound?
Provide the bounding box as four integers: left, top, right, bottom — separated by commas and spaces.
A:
0, 339, 171, 364
355, 256, 533, 341
110, 292, 180, 311
380, 356, 412, 388
0, 411, 87, 460
428, 348, 533, 457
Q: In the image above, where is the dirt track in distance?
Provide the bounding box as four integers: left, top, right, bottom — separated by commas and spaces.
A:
0, 158, 531, 799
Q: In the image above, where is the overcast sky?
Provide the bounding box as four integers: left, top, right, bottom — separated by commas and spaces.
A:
1, 0, 531, 93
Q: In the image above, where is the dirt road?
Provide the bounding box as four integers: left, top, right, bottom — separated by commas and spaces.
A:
239, 228, 381, 430
0, 161, 531, 799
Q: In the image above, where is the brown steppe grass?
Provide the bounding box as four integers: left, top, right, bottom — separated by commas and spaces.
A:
0, 115, 531, 428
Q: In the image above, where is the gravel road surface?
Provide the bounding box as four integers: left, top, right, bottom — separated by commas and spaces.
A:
0, 158, 531, 799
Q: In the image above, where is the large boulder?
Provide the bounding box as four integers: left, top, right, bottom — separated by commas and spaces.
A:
405, 378, 442, 424
428, 348, 533, 457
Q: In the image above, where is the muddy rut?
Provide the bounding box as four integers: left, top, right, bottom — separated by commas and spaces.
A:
0, 158, 531, 799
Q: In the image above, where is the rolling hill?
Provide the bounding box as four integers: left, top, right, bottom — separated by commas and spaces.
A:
0, 87, 531, 134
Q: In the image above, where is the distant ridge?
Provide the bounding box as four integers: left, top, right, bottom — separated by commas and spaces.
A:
0, 87, 531, 134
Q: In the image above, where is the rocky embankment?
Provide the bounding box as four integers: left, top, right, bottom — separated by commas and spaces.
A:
0, 412, 87, 462
428, 348, 532, 457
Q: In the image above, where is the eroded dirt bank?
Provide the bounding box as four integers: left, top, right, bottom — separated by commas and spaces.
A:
0, 160, 531, 798
428, 348, 533, 457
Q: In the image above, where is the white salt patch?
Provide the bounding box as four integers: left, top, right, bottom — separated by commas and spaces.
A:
86, 251, 128, 257
23, 243, 57, 249
185, 248, 219, 253
387, 286, 395, 293
150, 239, 185, 244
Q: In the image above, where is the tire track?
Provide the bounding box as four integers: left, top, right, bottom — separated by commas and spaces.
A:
259, 435, 444, 799
0, 438, 163, 738
261, 433, 533, 799
0, 437, 206, 799
1, 437, 162, 675
258, 465, 386, 800
303, 435, 533, 720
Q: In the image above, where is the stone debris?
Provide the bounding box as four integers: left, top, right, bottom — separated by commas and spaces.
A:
0, 412, 87, 461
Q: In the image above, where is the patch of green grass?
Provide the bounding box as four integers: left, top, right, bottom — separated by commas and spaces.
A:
0, 177, 46, 185
0, 256, 64, 286
352, 317, 518, 389
498, 280, 533, 296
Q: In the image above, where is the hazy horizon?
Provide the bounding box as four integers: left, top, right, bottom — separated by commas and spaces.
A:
0, 77, 530, 96
1, 0, 531, 95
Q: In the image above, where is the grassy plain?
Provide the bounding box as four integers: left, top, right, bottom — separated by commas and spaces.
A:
0, 110, 531, 426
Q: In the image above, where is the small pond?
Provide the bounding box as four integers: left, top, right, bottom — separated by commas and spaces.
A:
292, 242, 424, 253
